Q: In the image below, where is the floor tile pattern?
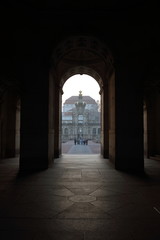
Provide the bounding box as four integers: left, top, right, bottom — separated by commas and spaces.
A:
0, 156, 160, 239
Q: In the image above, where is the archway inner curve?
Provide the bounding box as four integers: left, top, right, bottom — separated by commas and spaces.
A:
49, 35, 115, 159
51, 36, 114, 87
60, 66, 103, 94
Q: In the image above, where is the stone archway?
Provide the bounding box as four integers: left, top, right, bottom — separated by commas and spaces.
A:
19, 34, 144, 172
49, 35, 115, 159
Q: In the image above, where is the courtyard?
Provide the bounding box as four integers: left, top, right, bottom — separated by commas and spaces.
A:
62, 140, 101, 154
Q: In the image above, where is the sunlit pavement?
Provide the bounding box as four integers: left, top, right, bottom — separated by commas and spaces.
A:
62, 140, 100, 154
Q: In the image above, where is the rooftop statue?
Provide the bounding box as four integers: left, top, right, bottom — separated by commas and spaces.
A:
75, 91, 86, 114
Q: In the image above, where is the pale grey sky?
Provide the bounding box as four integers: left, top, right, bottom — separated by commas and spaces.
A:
62, 74, 100, 104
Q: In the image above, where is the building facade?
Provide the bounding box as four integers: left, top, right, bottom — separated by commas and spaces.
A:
62, 91, 101, 142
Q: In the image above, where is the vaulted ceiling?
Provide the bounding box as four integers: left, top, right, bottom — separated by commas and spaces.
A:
0, 0, 159, 97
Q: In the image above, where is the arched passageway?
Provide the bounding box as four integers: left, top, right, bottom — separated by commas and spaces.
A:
19, 35, 144, 172
49, 36, 114, 162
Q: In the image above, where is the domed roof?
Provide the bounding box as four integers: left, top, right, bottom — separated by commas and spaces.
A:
64, 96, 97, 104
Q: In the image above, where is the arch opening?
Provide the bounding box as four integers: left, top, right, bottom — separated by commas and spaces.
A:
61, 74, 101, 155
49, 35, 115, 162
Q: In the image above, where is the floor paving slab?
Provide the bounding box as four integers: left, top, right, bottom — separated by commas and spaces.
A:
0, 156, 160, 239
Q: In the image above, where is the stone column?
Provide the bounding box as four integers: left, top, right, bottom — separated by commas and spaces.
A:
155, 91, 160, 155
53, 85, 62, 158
20, 54, 49, 170
143, 102, 148, 157
15, 99, 21, 156
101, 82, 109, 158
0, 90, 17, 158
147, 88, 160, 158
108, 72, 116, 162
48, 73, 55, 166
114, 54, 144, 172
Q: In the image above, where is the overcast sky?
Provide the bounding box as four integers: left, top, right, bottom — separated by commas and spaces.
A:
62, 74, 100, 105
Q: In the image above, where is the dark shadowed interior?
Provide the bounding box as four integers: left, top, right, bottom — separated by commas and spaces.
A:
0, 1, 160, 239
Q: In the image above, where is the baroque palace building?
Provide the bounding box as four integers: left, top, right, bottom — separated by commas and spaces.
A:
62, 91, 101, 142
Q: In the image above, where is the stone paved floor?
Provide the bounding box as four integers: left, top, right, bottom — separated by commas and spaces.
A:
68, 144, 92, 154
0, 156, 160, 239
62, 140, 100, 154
